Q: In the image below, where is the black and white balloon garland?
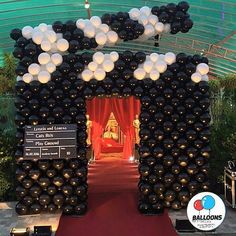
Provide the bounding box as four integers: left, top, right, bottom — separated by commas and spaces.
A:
11, 1, 195, 84
15, 50, 209, 84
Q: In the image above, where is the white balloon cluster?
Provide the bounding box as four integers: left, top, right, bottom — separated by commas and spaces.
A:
80, 52, 119, 81
20, 53, 63, 83
22, 23, 68, 53
76, 17, 119, 46
129, 6, 171, 38
133, 52, 176, 80
191, 63, 209, 83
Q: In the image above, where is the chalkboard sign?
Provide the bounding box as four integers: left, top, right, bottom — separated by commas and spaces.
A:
24, 124, 77, 160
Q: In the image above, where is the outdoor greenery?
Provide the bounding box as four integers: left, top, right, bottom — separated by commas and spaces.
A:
0, 52, 235, 200
209, 74, 236, 193
0, 53, 16, 95
0, 128, 16, 201
0, 53, 16, 201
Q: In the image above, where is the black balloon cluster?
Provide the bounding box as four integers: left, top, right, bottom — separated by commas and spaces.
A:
151, 1, 193, 34
15, 78, 88, 215
15, 158, 88, 215
14, 50, 210, 215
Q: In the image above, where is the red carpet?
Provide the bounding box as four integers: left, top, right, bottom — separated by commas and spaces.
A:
56, 154, 177, 236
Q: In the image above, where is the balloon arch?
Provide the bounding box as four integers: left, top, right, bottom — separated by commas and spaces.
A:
11, 1, 211, 215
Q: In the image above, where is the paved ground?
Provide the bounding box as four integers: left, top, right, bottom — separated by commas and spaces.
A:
1, 201, 236, 236
0, 202, 61, 236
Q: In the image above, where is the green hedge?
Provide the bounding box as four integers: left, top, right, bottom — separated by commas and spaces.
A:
0, 96, 16, 201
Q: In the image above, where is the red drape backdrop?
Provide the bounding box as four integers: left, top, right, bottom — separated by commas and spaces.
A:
86, 98, 112, 160
86, 97, 140, 160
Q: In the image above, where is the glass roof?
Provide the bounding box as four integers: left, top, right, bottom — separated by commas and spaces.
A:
0, 0, 235, 78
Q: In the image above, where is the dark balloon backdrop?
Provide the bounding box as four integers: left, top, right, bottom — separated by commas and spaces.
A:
11, 1, 210, 216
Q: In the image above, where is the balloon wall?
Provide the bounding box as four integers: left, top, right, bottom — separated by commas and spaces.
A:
10, 1, 210, 215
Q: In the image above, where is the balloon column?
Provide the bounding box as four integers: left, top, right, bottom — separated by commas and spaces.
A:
11, 1, 211, 215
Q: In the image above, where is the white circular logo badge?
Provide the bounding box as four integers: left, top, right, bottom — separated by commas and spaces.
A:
187, 192, 226, 231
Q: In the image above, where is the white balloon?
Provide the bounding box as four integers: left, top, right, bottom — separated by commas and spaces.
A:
23, 73, 33, 83
144, 24, 155, 37
140, 6, 151, 16
50, 43, 58, 53
164, 52, 176, 65
41, 40, 52, 51
46, 62, 56, 73
56, 33, 63, 39
38, 23, 48, 32
155, 61, 167, 73
159, 54, 165, 60
84, 25, 96, 38
22, 26, 33, 39
88, 61, 98, 72
138, 15, 148, 26
76, 19, 86, 29
95, 32, 107, 45
134, 68, 146, 80
197, 63, 209, 75
98, 24, 109, 33
94, 68, 106, 81
110, 51, 119, 62
155, 22, 164, 33
32, 31, 44, 45
107, 31, 118, 44
28, 63, 40, 75
150, 70, 160, 80
45, 30, 57, 43
191, 72, 202, 83
38, 53, 50, 65
82, 69, 93, 81
56, 38, 69, 52
143, 60, 154, 73
164, 24, 171, 33
102, 60, 114, 72
47, 25, 53, 30
93, 52, 105, 64
90, 16, 102, 27
148, 15, 158, 25
51, 53, 63, 66
201, 74, 209, 82
38, 71, 50, 83
150, 53, 159, 63
104, 54, 111, 60
16, 76, 23, 82
129, 8, 140, 20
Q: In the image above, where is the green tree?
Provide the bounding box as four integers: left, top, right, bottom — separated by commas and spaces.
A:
0, 52, 16, 95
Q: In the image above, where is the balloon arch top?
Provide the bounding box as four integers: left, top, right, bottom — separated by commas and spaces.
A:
11, 1, 209, 86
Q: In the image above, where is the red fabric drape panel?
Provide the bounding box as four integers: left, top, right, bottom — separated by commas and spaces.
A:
86, 98, 112, 160
111, 97, 140, 159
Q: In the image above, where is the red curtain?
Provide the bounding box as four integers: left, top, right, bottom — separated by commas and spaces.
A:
86, 98, 112, 160
86, 97, 140, 160
111, 97, 140, 159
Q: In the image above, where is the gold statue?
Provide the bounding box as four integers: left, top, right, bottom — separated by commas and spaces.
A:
133, 114, 140, 144
86, 114, 92, 145
103, 125, 118, 140
103, 114, 118, 141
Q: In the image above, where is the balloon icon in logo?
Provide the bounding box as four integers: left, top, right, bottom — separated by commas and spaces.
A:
194, 199, 203, 211
201, 195, 215, 211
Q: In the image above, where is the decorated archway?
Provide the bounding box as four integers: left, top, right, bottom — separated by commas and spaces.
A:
11, 1, 210, 216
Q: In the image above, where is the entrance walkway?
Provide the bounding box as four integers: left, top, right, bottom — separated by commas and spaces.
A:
56, 154, 177, 236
